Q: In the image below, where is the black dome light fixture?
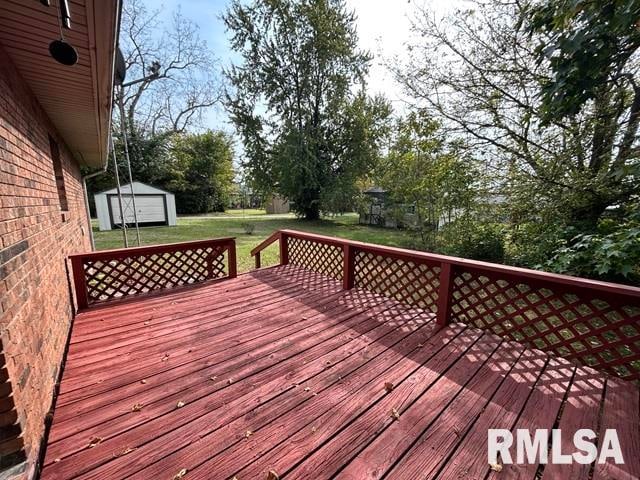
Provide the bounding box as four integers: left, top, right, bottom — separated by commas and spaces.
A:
47, 0, 78, 66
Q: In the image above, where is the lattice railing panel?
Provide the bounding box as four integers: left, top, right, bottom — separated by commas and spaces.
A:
84, 247, 226, 305
354, 250, 440, 313
450, 270, 640, 380
71, 238, 236, 309
287, 237, 343, 280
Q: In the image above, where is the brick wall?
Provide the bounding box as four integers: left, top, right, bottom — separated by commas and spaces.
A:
0, 46, 92, 477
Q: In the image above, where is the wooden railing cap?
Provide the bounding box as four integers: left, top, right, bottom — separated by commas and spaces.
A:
262, 229, 640, 299
69, 237, 236, 261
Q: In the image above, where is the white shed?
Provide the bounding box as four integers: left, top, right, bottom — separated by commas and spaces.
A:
94, 182, 177, 231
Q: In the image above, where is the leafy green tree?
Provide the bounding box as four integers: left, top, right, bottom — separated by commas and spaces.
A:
224, 0, 391, 219
393, 0, 640, 282
168, 131, 235, 214
546, 202, 640, 283
525, 0, 640, 124
377, 112, 477, 249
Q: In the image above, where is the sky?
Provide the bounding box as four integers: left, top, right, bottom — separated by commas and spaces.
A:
143, 0, 460, 132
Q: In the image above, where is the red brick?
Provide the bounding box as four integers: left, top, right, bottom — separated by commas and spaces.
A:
0, 44, 92, 476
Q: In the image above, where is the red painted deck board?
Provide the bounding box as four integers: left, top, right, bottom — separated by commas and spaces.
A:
40, 265, 640, 480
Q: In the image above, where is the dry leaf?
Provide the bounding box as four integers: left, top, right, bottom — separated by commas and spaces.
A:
161, 354, 170, 362
311, 426, 317, 433
88, 436, 103, 448
119, 447, 136, 456
209, 376, 217, 381
131, 403, 143, 412
227, 378, 233, 385
244, 430, 252, 438
304, 387, 310, 392
489, 463, 503, 472
176, 400, 185, 408
172, 468, 188, 479
384, 382, 394, 393
143, 321, 150, 326
140, 379, 147, 384
266, 470, 279, 480
53, 458, 61, 463
390, 408, 400, 421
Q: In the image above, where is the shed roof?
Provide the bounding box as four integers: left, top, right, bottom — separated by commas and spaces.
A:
96, 181, 174, 196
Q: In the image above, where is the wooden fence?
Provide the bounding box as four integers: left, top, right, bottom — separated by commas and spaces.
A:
70, 238, 237, 310
252, 229, 640, 381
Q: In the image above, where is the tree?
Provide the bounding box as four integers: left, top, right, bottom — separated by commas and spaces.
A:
393, 0, 640, 272
168, 131, 235, 214
224, 0, 391, 219
118, 0, 222, 136
525, 0, 640, 125
377, 111, 477, 249
87, 0, 226, 214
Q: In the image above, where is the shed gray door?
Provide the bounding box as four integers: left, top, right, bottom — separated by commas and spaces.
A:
110, 194, 166, 224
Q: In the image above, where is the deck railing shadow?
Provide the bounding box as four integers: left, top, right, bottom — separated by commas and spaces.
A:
251, 230, 640, 383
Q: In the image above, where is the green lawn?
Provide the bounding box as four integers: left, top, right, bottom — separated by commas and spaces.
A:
93, 213, 414, 273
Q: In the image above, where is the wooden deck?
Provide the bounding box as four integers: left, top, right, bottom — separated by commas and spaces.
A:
40, 265, 639, 480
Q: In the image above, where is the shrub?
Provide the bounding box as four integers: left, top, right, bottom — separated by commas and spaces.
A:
242, 222, 256, 235
439, 219, 506, 263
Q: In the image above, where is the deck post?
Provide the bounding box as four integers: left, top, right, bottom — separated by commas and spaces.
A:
343, 243, 355, 290
436, 261, 453, 326
70, 255, 89, 311
254, 252, 261, 269
279, 232, 289, 265
227, 240, 237, 278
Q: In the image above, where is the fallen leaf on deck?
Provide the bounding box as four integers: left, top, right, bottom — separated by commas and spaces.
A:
53, 458, 61, 463
161, 354, 170, 362
210, 376, 217, 381
384, 382, 394, 393
172, 468, 188, 479
244, 430, 252, 438
304, 387, 310, 392
227, 378, 233, 385
131, 403, 144, 412
140, 379, 147, 384
144, 321, 150, 326
390, 408, 400, 421
267, 470, 279, 480
88, 436, 103, 448
417, 343, 424, 348
118, 447, 137, 456
176, 400, 185, 408
489, 463, 502, 472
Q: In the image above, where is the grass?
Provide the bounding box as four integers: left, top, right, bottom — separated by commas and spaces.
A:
93, 212, 414, 273
182, 208, 272, 217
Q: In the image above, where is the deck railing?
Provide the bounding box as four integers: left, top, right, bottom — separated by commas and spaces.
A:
70, 238, 237, 310
252, 229, 640, 381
